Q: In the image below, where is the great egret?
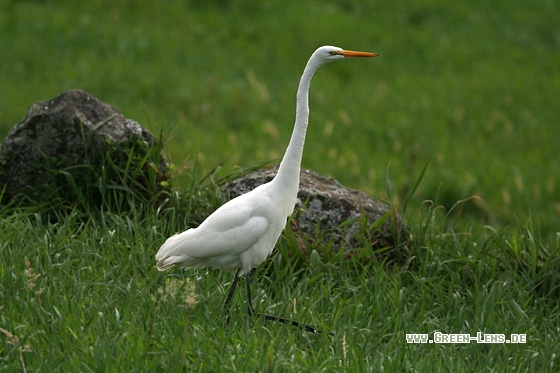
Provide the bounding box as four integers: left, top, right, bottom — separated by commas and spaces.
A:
156, 45, 378, 332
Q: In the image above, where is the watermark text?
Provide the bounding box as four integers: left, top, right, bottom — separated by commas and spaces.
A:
406, 332, 526, 344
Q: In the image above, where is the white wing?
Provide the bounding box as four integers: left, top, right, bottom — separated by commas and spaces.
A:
156, 187, 275, 270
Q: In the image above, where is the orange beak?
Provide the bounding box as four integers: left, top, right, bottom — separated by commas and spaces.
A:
339, 50, 380, 58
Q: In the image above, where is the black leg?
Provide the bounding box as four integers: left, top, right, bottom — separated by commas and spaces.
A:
226, 268, 330, 335
246, 271, 326, 335
262, 314, 330, 335
224, 269, 241, 308
245, 271, 256, 316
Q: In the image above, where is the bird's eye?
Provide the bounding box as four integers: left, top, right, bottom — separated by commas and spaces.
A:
328, 51, 337, 55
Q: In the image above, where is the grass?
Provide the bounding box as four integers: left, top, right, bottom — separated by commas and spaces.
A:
1, 203, 558, 371
1, 0, 559, 235
1, 0, 559, 371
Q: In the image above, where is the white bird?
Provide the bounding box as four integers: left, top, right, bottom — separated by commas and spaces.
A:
156, 45, 378, 325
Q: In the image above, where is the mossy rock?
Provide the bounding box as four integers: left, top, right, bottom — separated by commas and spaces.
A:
0, 89, 170, 211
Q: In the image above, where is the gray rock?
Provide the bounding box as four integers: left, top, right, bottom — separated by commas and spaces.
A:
0, 89, 168, 204
223, 165, 410, 256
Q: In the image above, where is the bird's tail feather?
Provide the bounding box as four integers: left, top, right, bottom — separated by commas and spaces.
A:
156, 257, 175, 271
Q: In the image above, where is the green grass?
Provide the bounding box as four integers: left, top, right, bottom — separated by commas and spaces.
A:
1, 205, 558, 371
1, 0, 560, 371
1, 0, 559, 236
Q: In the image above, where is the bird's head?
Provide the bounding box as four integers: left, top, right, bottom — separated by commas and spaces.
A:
315, 45, 379, 63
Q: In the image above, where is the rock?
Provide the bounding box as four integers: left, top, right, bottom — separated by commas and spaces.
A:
222, 165, 410, 257
0, 89, 168, 206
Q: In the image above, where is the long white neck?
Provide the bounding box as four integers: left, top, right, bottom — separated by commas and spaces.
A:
272, 53, 326, 214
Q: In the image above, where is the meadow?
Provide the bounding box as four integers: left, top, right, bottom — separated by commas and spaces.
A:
1, 0, 559, 371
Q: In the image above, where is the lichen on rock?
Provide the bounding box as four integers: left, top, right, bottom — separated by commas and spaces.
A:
0, 89, 169, 210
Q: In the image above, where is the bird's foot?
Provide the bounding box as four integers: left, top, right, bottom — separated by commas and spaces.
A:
257, 313, 333, 336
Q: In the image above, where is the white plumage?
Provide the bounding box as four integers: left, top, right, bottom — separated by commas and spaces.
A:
156, 183, 285, 275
